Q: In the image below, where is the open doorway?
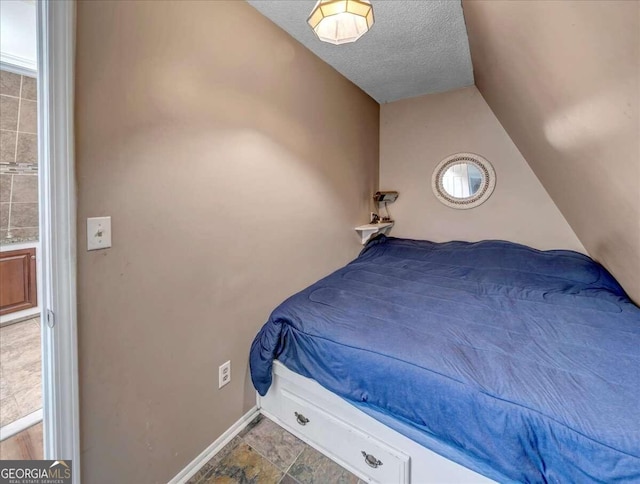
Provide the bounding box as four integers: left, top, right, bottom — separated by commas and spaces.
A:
0, 0, 43, 459
1, 1, 79, 476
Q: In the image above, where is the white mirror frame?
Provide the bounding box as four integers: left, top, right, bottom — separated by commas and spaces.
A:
431, 153, 496, 210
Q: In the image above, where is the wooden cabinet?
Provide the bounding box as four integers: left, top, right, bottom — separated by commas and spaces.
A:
0, 248, 37, 316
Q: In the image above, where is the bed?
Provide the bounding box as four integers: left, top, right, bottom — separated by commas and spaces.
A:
250, 236, 640, 483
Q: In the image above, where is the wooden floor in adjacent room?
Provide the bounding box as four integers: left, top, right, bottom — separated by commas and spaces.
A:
0, 423, 43, 460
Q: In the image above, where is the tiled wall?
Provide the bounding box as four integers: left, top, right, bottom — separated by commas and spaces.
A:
0, 70, 39, 243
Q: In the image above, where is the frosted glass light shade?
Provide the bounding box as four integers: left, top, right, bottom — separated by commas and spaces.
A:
307, 0, 374, 45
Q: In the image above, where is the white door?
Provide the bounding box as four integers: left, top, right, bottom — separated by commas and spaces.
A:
36, 0, 80, 480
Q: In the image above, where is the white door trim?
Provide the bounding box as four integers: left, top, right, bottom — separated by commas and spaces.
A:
37, 0, 80, 480
0, 409, 43, 441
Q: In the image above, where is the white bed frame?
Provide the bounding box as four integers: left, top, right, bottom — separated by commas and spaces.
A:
258, 361, 495, 484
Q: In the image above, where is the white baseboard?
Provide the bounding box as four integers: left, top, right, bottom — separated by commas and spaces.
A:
169, 406, 260, 484
0, 408, 43, 441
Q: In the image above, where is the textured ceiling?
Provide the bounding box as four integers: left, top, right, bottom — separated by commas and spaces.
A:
247, 0, 474, 103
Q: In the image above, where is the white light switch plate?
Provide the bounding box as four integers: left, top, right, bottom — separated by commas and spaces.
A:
87, 216, 112, 250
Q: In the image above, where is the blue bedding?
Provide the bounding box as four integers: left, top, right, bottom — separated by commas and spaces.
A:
250, 236, 640, 483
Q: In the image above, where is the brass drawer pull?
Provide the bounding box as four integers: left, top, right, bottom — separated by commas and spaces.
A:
294, 412, 309, 426
361, 451, 383, 468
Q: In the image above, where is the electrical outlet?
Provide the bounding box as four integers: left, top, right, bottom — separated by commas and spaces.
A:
218, 360, 231, 389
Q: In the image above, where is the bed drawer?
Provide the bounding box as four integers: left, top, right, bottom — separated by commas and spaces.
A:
280, 388, 410, 483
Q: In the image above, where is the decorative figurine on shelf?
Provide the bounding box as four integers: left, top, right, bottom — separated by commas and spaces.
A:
372, 191, 399, 223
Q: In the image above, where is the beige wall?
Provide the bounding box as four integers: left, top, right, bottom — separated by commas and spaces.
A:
380, 86, 584, 252
463, 0, 640, 302
75, 1, 378, 482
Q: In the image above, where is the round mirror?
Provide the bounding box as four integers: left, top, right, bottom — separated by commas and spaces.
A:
432, 153, 496, 209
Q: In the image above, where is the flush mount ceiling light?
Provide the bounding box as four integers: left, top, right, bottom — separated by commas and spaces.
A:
307, 0, 374, 45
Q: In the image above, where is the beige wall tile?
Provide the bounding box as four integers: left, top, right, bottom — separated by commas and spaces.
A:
2, 227, 38, 240
0, 96, 19, 131
0, 71, 21, 97
18, 100, 37, 134
0, 175, 11, 202
9, 202, 38, 228
21, 77, 37, 101
0, 202, 9, 230
0, 130, 17, 163
16, 227, 38, 239
16, 133, 37, 165
11, 175, 38, 203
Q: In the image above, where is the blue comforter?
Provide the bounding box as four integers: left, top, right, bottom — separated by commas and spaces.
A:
250, 236, 640, 483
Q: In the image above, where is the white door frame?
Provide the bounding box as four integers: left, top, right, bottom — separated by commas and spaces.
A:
37, 0, 80, 480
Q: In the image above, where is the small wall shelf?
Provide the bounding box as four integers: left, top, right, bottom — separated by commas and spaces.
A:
354, 222, 394, 245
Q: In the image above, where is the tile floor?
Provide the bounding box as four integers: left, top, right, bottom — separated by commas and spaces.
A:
0, 318, 42, 427
188, 414, 364, 484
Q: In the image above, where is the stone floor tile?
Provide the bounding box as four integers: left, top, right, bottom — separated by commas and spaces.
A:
288, 446, 359, 484
241, 417, 305, 471
187, 436, 243, 484
202, 442, 282, 484
278, 474, 299, 484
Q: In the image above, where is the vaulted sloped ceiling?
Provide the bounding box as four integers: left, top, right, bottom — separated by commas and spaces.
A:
462, 0, 640, 303
247, 0, 474, 103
